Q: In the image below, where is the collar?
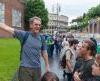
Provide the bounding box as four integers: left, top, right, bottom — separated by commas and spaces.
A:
30, 31, 40, 37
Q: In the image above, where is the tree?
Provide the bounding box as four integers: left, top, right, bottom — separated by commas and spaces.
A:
71, 4, 100, 32
87, 4, 100, 19
71, 16, 84, 31
24, 0, 49, 30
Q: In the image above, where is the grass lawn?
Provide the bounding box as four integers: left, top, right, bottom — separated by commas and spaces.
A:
0, 38, 20, 81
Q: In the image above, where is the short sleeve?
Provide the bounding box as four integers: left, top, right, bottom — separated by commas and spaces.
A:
13, 29, 26, 43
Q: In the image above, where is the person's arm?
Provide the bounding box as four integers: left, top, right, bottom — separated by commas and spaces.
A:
66, 60, 73, 72
0, 23, 26, 42
41, 35, 50, 72
66, 50, 73, 73
0, 23, 14, 34
92, 64, 100, 76
73, 71, 81, 81
42, 51, 50, 72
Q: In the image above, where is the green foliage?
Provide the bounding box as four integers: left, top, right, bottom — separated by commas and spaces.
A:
72, 16, 83, 23
0, 38, 20, 81
87, 4, 100, 19
71, 16, 86, 31
24, 0, 49, 30
71, 4, 100, 31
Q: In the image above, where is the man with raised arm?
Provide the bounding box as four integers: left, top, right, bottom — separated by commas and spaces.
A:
0, 16, 50, 81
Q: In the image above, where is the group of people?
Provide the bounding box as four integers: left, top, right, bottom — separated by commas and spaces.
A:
59, 33, 100, 81
45, 34, 64, 58
0, 16, 100, 81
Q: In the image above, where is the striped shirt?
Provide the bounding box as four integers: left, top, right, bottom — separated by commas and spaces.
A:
13, 29, 47, 68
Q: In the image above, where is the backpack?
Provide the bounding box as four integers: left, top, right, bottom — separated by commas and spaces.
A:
20, 32, 30, 53
11, 32, 30, 81
59, 49, 73, 69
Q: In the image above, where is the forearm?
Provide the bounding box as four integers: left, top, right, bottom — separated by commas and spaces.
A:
42, 52, 49, 68
92, 65, 100, 76
0, 23, 14, 34
66, 61, 73, 72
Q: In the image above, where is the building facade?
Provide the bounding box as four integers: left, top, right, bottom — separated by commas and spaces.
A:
88, 17, 100, 34
43, 13, 68, 34
0, 0, 24, 37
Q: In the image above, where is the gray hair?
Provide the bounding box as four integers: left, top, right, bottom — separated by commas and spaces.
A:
29, 16, 41, 23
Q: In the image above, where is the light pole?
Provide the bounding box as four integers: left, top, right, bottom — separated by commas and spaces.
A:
56, 3, 60, 33
52, 3, 61, 34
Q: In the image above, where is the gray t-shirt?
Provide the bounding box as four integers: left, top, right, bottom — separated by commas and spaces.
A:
13, 29, 47, 68
65, 48, 77, 73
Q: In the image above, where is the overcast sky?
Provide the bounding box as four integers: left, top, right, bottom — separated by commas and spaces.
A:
44, 0, 99, 22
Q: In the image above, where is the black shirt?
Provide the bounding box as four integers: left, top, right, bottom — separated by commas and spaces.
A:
78, 59, 95, 81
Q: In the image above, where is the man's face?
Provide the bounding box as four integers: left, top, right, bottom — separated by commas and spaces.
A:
78, 42, 89, 57
30, 19, 41, 34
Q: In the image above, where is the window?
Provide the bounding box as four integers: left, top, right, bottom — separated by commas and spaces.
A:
12, 9, 22, 27
0, 3, 5, 23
